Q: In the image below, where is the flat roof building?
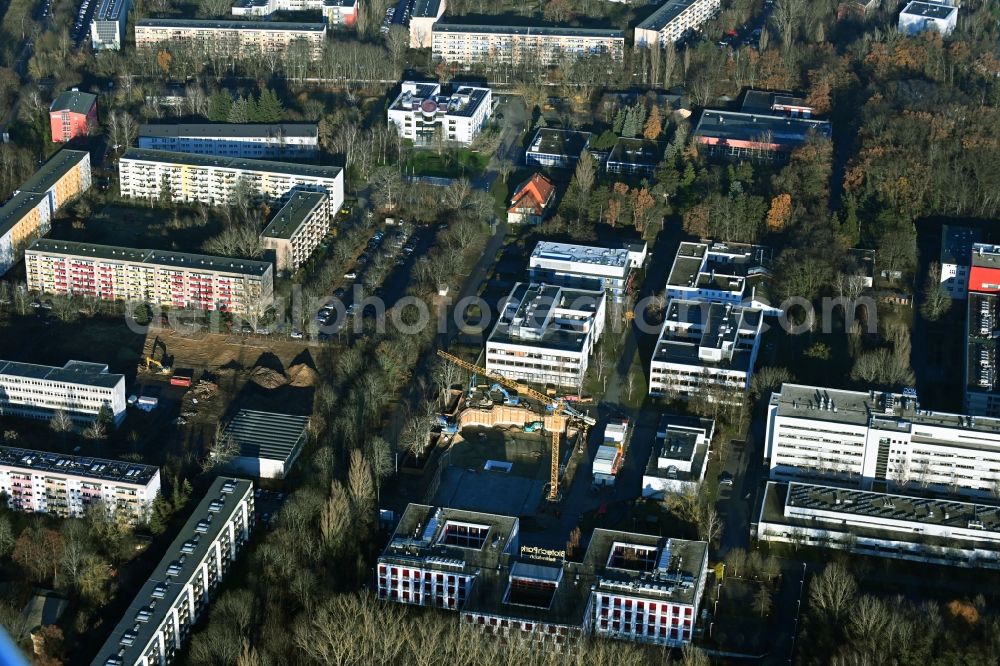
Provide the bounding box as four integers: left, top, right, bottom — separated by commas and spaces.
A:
486, 282, 606, 390
966, 244, 1000, 417
220, 409, 310, 479
665, 240, 776, 313
0, 359, 126, 425
642, 416, 714, 497
758, 480, 1000, 569
528, 241, 646, 304
260, 190, 328, 273
90, 477, 254, 666
387, 81, 492, 147
525, 128, 592, 168
940, 225, 979, 300
0, 446, 160, 521
231, 0, 358, 27
119, 148, 343, 217
649, 299, 764, 401
91, 0, 132, 50
0, 192, 51, 275
432, 22, 624, 67
765, 383, 1000, 499
134, 18, 327, 58
137, 123, 319, 159
26, 238, 274, 316
634, 0, 721, 48
605, 138, 665, 177
898, 0, 957, 36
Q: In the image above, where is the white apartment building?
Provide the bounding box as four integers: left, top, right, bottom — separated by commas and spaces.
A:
486, 283, 606, 391
0, 446, 160, 522
939, 225, 978, 300
118, 148, 344, 217
528, 241, 647, 304
387, 81, 492, 147
431, 23, 625, 67
137, 123, 319, 159
26, 239, 274, 316
134, 19, 327, 58
665, 240, 777, 313
898, 0, 957, 36
765, 384, 1000, 499
410, 0, 447, 48
758, 481, 1000, 570
0, 359, 126, 425
231, 0, 358, 27
91, 0, 132, 50
634, 0, 721, 48
642, 416, 714, 497
260, 191, 328, 273
649, 300, 764, 401
91, 477, 254, 666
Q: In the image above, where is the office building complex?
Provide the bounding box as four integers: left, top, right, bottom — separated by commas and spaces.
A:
665, 240, 776, 313
231, 0, 358, 27
0, 359, 126, 425
486, 283, 606, 390
134, 19, 327, 58
91, 477, 254, 666
758, 480, 1000, 569
898, 0, 957, 36
528, 241, 646, 304
507, 173, 555, 225
605, 138, 665, 177
649, 300, 764, 400
693, 90, 831, 161
0, 446, 160, 521
137, 123, 320, 159
49, 91, 98, 143
379, 505, 708, 648
432, 23, 624, 66
387, 81, 492, 146
0, 193, 51, 275
17, 149, 93, 214
634, 0, 721, 48
118, 148, 343, 216
91, 0, 132, 50
220, 409, 310, 479
642, 416, 714, 497
764, 383, 1000, 499
26, 239, 274, 316
965, 243, 1000, 416
260, 190, 328, 273
410, 0, 446, 47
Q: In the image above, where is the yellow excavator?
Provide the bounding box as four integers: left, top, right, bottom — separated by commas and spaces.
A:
436, 350, 596, 501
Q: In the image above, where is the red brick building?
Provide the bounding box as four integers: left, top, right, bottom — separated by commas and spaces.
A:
49, 90, 98, 143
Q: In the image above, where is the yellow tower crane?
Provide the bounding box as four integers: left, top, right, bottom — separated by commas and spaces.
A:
436, 350, 596, 501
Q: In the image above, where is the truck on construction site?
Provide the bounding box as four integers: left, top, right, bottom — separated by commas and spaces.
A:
170, 368, 194, 387
592, 418, 629, 488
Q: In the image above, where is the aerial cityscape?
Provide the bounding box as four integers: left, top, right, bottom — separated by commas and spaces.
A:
0, 0, 998, 664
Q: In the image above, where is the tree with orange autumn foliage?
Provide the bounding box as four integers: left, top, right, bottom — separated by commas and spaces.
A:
643, 106, 662, 140
766, 194, 793, 231
156, 50, 172, 76
946, 599, 980, 626
683, 203, 711, 238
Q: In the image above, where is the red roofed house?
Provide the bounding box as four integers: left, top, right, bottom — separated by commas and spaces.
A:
507, 173, 555, 225
49, 90, 98, 143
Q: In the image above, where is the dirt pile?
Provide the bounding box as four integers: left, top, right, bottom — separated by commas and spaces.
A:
287, 363, 319, 387
249, 366, 289, 389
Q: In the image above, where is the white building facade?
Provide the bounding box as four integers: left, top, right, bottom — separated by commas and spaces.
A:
528, 241, 646, 304
665, 241, 776, 313
91, 0, 132, 50
0, 446, 160, 521
388, 81, 492, 147
634, 0, 721, 48
486, 283, 606, 390
642, 416, 714, 497
898, 1, 958, 36
0, 359, 126, 425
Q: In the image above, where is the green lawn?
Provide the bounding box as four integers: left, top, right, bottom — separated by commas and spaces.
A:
404, 149, 489, 179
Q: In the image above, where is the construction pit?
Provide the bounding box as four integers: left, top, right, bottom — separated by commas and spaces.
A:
430, 399, 586, 518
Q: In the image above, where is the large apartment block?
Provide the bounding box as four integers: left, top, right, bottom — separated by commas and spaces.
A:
378, 505, 708, 648
432, 23, 624, 67
91, 477, 254, 666
634, 0, 721, 48
528, 241, 646, 304
387, 81, 492, 147
765, 383, 1000, 499
260, 190, 328, 273
91, 0, 132, 50
649, 300, 764, 401
486, 283, 606, 390
137, 123, 320, 159
231, 0, 358, 28
0, 359, 126, 425
26, 239, 274, 316
965, 243, 1000, 416
118, 148, 344, 216
0, 446, 160, 522
134, 19, 327, 58
0, 193, 51, 275
16, 149, 92, 214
